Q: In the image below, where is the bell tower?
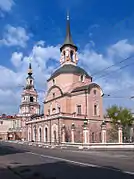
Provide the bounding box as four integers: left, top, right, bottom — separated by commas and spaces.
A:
19, 62, 40, 116
60, 12, 78, 65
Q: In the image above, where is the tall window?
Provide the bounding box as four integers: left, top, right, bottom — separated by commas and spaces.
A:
53, 79, 55, 85
93, 89, 96, 95
30, 96, 34, 102
80, 75, 84, 82
77, 105, 81, 115
39, 128, 41, 142
92, 132, 95, 143
45, 128, 48, 142
63, 51, 65, 60
99, 132, 102, 142
53, 93, 55, 99
48, 109, 50, 115
94, 104, 97, 115
70, 51, 73, 61
30, 80, 32, 85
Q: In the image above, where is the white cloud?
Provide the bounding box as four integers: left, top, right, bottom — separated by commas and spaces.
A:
11, 52, 23, 67
0, 39, 134, 114
0, 0, 14, 12
108, 39, 134, 59
0, 25, 30, 48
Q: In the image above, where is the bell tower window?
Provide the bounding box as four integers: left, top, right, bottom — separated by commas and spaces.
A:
63, 51, 65, 60
30, 80, 32, 85
70, 51, 73, 61
30, 96, 34, 102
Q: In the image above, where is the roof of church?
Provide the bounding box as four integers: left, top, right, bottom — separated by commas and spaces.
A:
48, 64, 91, 81
71, 83, 102, 93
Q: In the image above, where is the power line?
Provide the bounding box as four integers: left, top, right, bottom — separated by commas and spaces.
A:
94, 61, 134, 80
91, 55, 134, 77
19, 53, 134, 100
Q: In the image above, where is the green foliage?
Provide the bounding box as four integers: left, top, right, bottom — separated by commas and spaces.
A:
106, 105, 133, 141
106, 105, 133, 127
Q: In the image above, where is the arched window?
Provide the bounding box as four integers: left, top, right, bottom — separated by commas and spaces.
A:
53, 79, 55, 85
48, 109, 50, 115
70, 51, 73, 61
63, 51, 65, 59
94, 104, 97, 115
99, 132, 101, 142
80, 75, 84, 82
30, 80, 32, 85
93, 89, 96, 95
33, 126, 37, 141
92, 132, 95, 143
30, 96, 34, 102
53, 93, 55, 98
45, 127, 48, 142
39, 128, 42, 142
58, 106, 61, 113
54, 130, 56, 142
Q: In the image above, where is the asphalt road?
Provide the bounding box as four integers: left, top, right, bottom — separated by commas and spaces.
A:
0, 142, 134, 179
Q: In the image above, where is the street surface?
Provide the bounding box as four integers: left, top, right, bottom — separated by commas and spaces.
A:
0, 142, 134, 179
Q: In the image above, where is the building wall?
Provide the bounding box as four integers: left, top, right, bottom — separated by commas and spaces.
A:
0, 119, 12, 140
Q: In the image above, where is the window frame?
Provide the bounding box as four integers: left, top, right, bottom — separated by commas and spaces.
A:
77, 105, 82, 115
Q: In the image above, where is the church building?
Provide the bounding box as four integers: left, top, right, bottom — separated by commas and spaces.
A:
26, 14, 104, 144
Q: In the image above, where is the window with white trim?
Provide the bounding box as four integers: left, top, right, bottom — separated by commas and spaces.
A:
53, 79, 55, 85
80, 75, 84, 82
77, 105, 82, 115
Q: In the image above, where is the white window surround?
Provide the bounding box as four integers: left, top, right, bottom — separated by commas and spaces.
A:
44, 125, 49, 142
79, 74, 85, 82
52, 79, 56, 85
76, 104, 82, 115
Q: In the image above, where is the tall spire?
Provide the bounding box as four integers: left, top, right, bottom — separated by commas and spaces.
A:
28, 62, 32, 76
60, 11, 77, 51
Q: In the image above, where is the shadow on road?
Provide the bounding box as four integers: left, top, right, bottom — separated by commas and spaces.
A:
0, 161, 133, 179
0, 144, 29, 156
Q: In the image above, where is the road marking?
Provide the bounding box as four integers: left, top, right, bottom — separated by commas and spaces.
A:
27, 152, 134, 175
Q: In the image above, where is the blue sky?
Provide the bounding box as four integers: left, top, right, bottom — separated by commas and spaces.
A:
1, 0, 134, 114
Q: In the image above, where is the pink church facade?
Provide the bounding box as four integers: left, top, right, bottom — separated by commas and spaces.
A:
25, 14, 106, 144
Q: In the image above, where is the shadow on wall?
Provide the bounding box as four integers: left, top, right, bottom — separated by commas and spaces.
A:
0, 143, 29, 156
1, 161, 134, 179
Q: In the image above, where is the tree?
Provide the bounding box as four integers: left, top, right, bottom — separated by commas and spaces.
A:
106, 105, 133, 142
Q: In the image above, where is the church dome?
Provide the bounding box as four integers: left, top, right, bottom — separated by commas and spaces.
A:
48, 64, 91, 81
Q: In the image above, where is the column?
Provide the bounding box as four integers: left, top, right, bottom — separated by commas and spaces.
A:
101, 121, 106, 143
130, 127, 133, 142
118, 124, 123, 143
83, 127, 89, 144
71, 123, 75, 143
62, 125, 66, 143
